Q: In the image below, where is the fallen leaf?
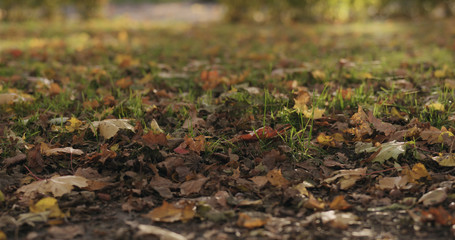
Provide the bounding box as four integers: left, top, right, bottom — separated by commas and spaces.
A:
17, 175, 89, 198
311, 70, 326, 80
237, 212, 269, 229
48, 225, 84, 240
376, 176, 409, 190
402, 163, 431, 183
324, 168, 367, 190
329, 195, 352, 210
418, 187, 447, 206
41, 145, 84, 156
317, 133, 335, 147
433, 153, 455, 167
145, 201, 195, 223
250, 176, 268, 188
136, 224, 187, 240
66, 117, 84, 132
90, 119, 135, 139
142, 132, 168, 148
29, 197, 66, 218
115, 77, 133, 89
422, 206, 453, 226
426, 102, 445, 111
304, 194, 325, 210
180, 177, 208, 196
355, 141, 406, 164
49, 83, 62, 96
266, 168, 289, 188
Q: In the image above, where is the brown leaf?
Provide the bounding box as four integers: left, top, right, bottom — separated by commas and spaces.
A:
304, 194, 325, 211
48, 225, 84, 240
250, 176, 268, 188
115, 77, 133, 89
329, 195, 352, 210
180, 177, 208, 196
368, 112, 396, 136
142, 132, 168, 149
27, 145, 44, 173
49, 83, 62, 96
144, 201, 195, 223
266, 168, 289, 188
376, 176, 409, 190
323, 168, 367, 190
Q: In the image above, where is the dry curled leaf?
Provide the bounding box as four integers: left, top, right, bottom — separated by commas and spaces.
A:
17, 175, 88, 198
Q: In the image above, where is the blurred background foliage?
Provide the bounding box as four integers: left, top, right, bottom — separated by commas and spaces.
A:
0, 0, 453, 22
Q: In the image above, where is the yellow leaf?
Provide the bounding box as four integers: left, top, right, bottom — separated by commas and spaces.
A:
402, 163, 431, 183
358, 72, 373, 79
66, 117, 83, 132
150, 119, 164, 134
30, 197, 66, 218
434, 69, 446, 78
0, 230, 5, 240
302, 107, 325, 119
311, 70, 326, 80
427, 102, 445, 111
317, 133, 335, 147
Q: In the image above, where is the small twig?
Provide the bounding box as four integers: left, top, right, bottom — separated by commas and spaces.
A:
24, 165, 43, 181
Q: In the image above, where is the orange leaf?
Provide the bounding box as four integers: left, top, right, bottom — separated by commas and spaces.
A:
145, 201, 195, 223
49, 83, 62, 96
329, 195, 351, 210
115, 77, 133, 89
237, 212, 268, 229
266, 168, 289, 188
142, 132, 168, 149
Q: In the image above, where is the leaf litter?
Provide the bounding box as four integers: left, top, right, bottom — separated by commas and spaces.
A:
2, 18, 455, 240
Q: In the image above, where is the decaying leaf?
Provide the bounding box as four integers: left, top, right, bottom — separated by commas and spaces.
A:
418, 187, 447, 206
433, 153, 455, 167
266, 168, 289, 188
402, 163, 431, 183
329, 195, 351, 210
142, 131, 168, 148
376, 176, 409, 190
355, 141, 406, 164
144, 201, 195, 223
304, 194, 325, 210
48, 225, 84, 240
90, 119, 135, 139
180, 177, 208, 196
17, 175, 88, 198
41, 143, 84, 156
324, 168, 367, 190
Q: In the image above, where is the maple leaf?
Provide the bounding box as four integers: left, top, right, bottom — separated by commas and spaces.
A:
142, 132, 168, 149
355, 141, 406, 164
66, 117, 84, 132
17, 175, 88, 198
